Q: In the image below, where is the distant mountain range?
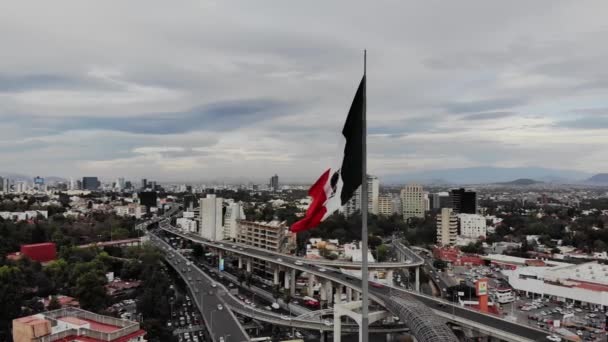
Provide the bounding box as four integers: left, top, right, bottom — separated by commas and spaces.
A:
585, 173, 608, 185
496, 178, 544, 186
382, 167, 593, 185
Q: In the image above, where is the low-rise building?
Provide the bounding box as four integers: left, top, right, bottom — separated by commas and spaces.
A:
502, 261, 608, 310
115, 204, 146, 219
0, 210, 48, 221
236, 220, 295, 253
13, 307, 146, 342
176, 218, 197, 233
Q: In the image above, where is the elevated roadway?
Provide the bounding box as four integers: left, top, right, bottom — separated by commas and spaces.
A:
159, 224, 549, 342
150, 231, 408, 334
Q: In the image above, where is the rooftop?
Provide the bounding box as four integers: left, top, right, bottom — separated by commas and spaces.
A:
13, 308, 145, 342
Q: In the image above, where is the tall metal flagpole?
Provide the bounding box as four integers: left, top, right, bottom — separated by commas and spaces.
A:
360, 49, 369, 342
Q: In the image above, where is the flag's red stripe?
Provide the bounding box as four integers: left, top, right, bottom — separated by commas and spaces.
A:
290, 169, 330, 233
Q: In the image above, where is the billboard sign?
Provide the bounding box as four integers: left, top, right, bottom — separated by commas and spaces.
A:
476, 278, 488, 296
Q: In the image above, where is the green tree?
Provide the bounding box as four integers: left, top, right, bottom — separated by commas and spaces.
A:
0, 265, 25, 338
74, 271, 108, 311
376, 244, 389, 262
47, 296, 61, 310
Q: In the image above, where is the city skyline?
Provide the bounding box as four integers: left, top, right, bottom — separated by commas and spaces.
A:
2, 1, 608, 181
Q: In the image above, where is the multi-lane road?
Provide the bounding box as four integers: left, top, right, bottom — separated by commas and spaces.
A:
150, 232, 249, 342
158, 223, 551, 342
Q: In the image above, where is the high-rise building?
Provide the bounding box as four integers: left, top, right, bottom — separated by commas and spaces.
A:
458, 214, 487, 238
0, 176, 4, 192
16, 181, 27, 193
428, 193, 440, 210
138, 191, 157, 208
400, 183, 425, 221
33, 176, 44, 185
437, 208, 458, 246
224, 202, 245, 240
115, 177, 125, 190
2, 178, 11, 193
343, 175, 380, 216
378, 194, 395, 216
82, 177, 100, 191
270, 174, 280, 191
140, 178, 147, 190
199, 194, 223, 241
450, 188, 477, 214
69, 178, 76, 190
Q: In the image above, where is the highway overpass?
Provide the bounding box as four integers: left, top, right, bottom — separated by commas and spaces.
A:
158, 223, 550, 342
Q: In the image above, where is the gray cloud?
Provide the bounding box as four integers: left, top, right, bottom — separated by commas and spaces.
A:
1, 0, 608, 181
460, 112, 515, 121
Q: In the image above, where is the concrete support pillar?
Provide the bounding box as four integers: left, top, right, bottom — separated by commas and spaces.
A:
290, 269, 296, 296
246, 259, 252, 273
346, 287, 353, 302
238, 257, 243, 269
335, 285, 343, 304
308, 274, 315, 296
274, 267, 280, 285
415, 267, 420, 292
333, 314, 341, 342
387, 270, 394, 286
218, 250, 223, 260
320, 282, 327, 301
354, 291, 360, 301
284, 270, 290, 290
326, 281, 333, 305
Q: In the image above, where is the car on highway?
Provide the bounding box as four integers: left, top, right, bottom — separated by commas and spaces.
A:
318, 268, 326, 272
277, 258, 283, 262
323, 320, 333, 326
217, 304, 223, 310
281, 315, 292, 321
231, 245, 236, 248
370, 282, 384, 288
294, 261, 303, 265
238, 248, 244, 251
211, 283, 217, 288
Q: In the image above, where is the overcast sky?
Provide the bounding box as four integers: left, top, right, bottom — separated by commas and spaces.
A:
2, 1, 608, 182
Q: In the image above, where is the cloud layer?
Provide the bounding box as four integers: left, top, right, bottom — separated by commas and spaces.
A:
1, 1, 608, 182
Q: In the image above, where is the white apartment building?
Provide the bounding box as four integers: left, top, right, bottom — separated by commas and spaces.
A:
224, 202, 245, 240
437, 208, 458, 246
199, 194, 223, 241
343, 175, 380, 216
458, 213, 487, 238
400, 184, 425, 221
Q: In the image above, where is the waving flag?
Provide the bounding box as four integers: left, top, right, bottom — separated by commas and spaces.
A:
290, 76, 365, 233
